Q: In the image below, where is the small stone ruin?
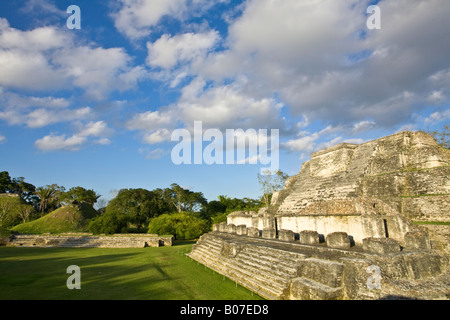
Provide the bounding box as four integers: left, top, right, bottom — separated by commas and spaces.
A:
8, 234, 173, 248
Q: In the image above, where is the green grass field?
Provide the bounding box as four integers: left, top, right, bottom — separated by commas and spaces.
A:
0, 242, 262, 300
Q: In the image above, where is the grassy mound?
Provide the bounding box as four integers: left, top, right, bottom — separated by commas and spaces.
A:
11, 202, 99, 234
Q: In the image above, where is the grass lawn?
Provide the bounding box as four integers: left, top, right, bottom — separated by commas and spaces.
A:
0, 242, 262, 300
413, 221, 450, 226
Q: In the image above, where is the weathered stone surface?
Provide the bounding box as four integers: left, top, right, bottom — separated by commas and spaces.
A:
402, 252, 446, 279
404, 231, 432, 251
299, 230, 320, 245
220, 241, 244, 258
340, 258, 383, 300
326, 232, 350, 249
189, 232, 450, 300
297, 258, 344, 288
289, 277, 343, 300
278, 229, 295, 242
226, 224, 236, 234
362, 237, 402, 254
275, 131, 450, 222
419, 225, 450, 254
218, 222, 228, 233
262, 228, 276, 239
9, 234, 173, 248
227, 211, 276, 231
236, 225, 247, 236
247, 227, 260, 238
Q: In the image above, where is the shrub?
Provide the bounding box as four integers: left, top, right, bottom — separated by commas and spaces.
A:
148, 212, 209, 240
88, 212, 128, 235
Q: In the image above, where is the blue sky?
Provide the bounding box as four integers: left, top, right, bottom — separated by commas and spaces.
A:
0, 0, 449, 204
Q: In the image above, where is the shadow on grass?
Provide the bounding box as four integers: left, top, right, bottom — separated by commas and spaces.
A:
0, 245, 261, 300
0, 248, 153, 299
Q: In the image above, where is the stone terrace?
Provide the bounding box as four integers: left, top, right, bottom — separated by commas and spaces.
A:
8, 234, 173, 248
188, 225, 450, 300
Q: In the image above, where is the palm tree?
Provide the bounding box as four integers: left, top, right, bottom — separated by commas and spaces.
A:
35, 184, 64, 215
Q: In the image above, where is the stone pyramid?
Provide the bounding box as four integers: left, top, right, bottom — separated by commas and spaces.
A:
229, 131, 449, 245
190, 131, 450, 300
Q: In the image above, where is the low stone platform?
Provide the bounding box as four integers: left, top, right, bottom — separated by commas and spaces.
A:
8, 234, 173, 248
188, 231, 450, 300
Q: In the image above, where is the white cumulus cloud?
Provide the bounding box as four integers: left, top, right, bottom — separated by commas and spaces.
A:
34, 134, 87, 152
146, 31, 220, 69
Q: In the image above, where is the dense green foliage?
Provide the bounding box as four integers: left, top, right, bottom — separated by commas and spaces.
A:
0, 171, 35, 199
35, 184, 65, 214
202, 195, 262, 225
0, 172, 38, 209
87, 185, 262, 239
0, 196, 35, 228
0, 227, 13, 245
88, 188, 173, 234
88, 211, 128, 234
148, 212, 210, 240
61, 187, 101, 206
167, 183, 207, 212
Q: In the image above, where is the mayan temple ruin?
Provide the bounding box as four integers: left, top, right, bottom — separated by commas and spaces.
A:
188, 131, 450, 300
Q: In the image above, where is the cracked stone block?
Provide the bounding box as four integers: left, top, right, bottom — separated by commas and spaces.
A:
289, 278, 343, 300
262, 228, 277, 239
247, 227, 260, 238
227, 224, 237, 234
362, 237, 402, 254
326, 232, 351, 249
218, 222, 228, 233
279, 229, 295, 242
404, 231, 432, 251
299, 230, 320, 245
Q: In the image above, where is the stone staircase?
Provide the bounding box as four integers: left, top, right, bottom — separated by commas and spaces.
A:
188, 233, 347, 300
189, 231, 450, 300
9, 235, 41, 247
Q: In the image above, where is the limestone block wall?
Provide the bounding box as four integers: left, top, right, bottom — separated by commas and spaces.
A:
419, 225, 450, 254
212, 222, 429, 252
227, 211, 276, 231
228, 210, 419, 246
277, 214, 384, 245
362, 167, 450, 222
8, 234, 174, 248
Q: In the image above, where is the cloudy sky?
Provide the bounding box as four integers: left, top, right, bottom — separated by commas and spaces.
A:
0, 0, 449, 203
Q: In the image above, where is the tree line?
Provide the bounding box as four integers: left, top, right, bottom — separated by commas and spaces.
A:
0, 170, 283, 240
88, 184, 265, 239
